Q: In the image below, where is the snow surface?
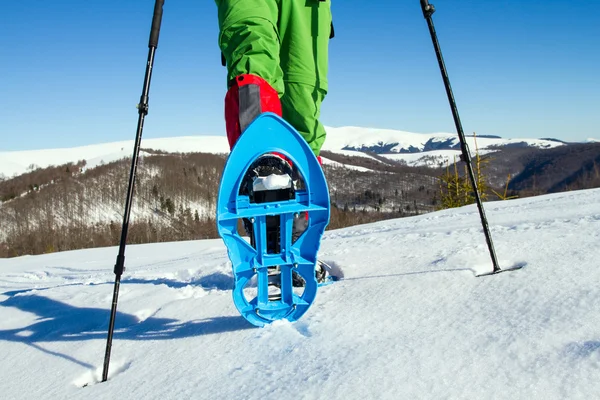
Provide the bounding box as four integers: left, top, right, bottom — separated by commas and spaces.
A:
381, 149, 463, 167
320, 157, 374, 172
2, 188, 600, 399
325, 149, 384, 162
83, 149, 152, 171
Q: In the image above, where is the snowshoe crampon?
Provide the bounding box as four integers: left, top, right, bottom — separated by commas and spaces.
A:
216, 113, 330, 327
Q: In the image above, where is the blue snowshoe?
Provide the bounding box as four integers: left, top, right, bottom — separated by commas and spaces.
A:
216, 113, 330, 327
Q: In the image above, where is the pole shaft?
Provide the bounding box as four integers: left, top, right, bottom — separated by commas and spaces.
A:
102, 0, 165, 383
420, 0, 501, 272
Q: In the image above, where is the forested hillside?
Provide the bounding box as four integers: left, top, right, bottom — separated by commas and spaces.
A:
0, 152, 438, 257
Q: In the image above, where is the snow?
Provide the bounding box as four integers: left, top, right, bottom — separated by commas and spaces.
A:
83, 149, 152, 171
320, 157, 374, 172
321, 126, 448, 152
0, 136, 230, 178
327, 149, 384, 162
2, 188, 600, 399
321, 126, 563, 155
381, 149, 462, 167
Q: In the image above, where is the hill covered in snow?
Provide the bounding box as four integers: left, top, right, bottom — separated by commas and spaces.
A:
1, 188, 599, 399
0, 126, 566, 178
321, 126, 564, 154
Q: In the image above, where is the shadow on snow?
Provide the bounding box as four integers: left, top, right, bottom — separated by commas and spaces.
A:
1, 271, 234, 296
0, 274, 251, 367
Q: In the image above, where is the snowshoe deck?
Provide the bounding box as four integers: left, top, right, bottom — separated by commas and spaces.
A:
216, 113, 330, 327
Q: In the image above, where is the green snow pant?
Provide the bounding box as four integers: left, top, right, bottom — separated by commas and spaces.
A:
215, 0, 332, 156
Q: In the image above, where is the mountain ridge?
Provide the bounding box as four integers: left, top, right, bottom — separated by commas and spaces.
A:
0, 125, 574, 178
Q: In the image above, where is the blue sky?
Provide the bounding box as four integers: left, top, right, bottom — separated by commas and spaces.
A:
1, 0, 598, 151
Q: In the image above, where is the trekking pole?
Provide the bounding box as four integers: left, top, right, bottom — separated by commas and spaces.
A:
102, 0, 165, 382
420, 0, 519, 276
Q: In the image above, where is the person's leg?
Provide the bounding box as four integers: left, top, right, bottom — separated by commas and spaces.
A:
282, 83, 327, 156
278, 0, 332, 156
277, 1, 331, 284
215, 0, 284, 149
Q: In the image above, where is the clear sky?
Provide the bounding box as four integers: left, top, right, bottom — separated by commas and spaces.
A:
1, 0, 598, 151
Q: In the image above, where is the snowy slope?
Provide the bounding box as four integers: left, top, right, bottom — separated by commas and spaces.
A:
321, 126, 563, 154
0, 136, 230, 178
319, 156, 375, 172
2, 188, 600, 399
380, 149, 463, 167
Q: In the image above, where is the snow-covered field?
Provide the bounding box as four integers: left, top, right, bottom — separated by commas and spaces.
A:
1, 188, 599, 399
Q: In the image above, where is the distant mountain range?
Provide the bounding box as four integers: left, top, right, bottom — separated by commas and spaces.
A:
320, 126, 565, 155
0, 125, 588, 178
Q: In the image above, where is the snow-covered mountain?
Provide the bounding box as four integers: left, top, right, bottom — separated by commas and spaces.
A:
321, 126, 564, 154
0, 126, 566, 178
0, 137, 230, 178
1, 188, 599, 399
